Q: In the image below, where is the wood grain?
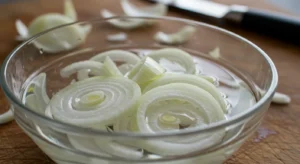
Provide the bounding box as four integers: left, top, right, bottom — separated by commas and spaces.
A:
0, 0, 300, 163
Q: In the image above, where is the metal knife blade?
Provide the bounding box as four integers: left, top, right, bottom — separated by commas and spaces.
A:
149, 0, 300, 44
151, 0, 248, 21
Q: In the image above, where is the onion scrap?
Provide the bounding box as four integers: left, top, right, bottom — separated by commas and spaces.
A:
0, 109, 14, 124
15, 0, 91, 53
101, 0, 167, 29
154, 26, 196, 45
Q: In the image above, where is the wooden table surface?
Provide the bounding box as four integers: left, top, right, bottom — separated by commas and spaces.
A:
0, 0, 299, 164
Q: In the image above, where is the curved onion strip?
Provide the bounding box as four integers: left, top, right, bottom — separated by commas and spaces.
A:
60, 61, 104, 78
94, 138, 143, 159
154, 26, 196, 45
259, 89, 291, 104
77, 50, 140, 80
0, 109, 14, 124
107, 32, 128, 42
49, 77, 141, 128
15, 19, 29, 41
68, 135, 111, 157
28, 13, 87, 53
143, 73, 227, 112
272, 92, 291, 104
64, 0, 77, 21
101, 9, 148, 30
103, 56, 123, 76
121, 0, 167, 16
136, 83, 225, 155
22, 73, 50, 114
147, 48, 196, 74
127, 57, 165, 87
91, 50, 140, 64
77, 69, 90, 81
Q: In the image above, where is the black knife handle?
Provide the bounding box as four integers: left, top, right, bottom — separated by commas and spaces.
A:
241, 9, 300, 44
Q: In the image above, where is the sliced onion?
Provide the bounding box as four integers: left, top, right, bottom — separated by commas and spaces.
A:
91, 49, 140, 64
76, 50, 140, 80
15, 19, 29, 41
107, 32, 128, 42
121, 0, 167, 16
143, 73, 227, 112
94, 139, 143, 159
101, 9, 147, 30
60, 61, 104, 78
23, 73, 50, 114
259, 89, 291, 104
0, 109, 14, 124
154, 26, 196, 45
49, 77, 141, 128
102, 56, 123, 76
208, 47, 221, 59
28, 13, 87, 53
147, 48, 196, 74
77, 69, 91, 81
136, 83, 225, 155
272, 92, 291, 104
127, 57, 165, 88
64, 0, 77, 21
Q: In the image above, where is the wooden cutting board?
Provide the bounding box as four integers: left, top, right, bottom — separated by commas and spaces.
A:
0, 0, 299, 163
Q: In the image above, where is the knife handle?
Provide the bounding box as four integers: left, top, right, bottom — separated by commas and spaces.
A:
240, 9, 300, 43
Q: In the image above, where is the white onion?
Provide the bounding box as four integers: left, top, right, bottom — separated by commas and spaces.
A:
0, 109, 14, 124
143, 73, 227, 112
135, 83, 225, 155
49, 77, 141, 128
147, 48, 196, 74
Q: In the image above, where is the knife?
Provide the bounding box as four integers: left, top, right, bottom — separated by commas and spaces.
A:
149, 0, 300, 44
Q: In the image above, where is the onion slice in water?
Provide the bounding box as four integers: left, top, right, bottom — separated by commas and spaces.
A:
60, 61, 104, 78
136, 83, 225, 155
127, 57, 166, 88
143, 73, 227, 112
22, 73, 50, 114
147, 48, 196, 74
91, 50, 140, 64
49, 77, 141, 128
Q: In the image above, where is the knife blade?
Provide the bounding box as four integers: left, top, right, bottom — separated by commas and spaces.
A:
149, 0, 300, 44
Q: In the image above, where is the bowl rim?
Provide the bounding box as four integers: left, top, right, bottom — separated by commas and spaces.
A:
0, 16, 278, 138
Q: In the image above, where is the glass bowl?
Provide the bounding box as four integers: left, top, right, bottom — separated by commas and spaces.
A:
1, 16, 277, 164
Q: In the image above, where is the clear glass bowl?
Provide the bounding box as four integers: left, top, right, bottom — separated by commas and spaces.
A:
1, 17, 277, 164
